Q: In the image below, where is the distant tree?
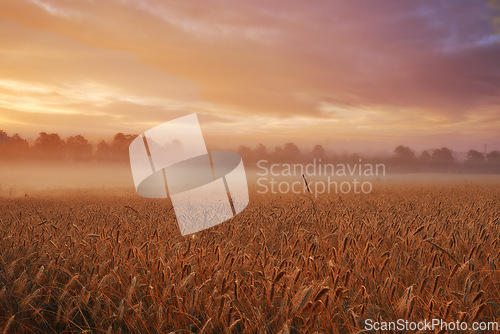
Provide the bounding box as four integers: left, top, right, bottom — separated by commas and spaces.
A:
0, 130, 9, 145
283, 142, 300, 162
312, 144, 326, 159
416, 150, 432, 171
113, 133, 135, 149
9, 134, 29, 152
33, 132, 65, 159
394, 145, 416, 161
111, 133, 136, 160
392, 145, 416, 171
432, 147, 454, 163
467, 149, 485, 163
0, 131, 29, 159
34, 132, 64, 150
486, 151, 500, 163
419, 150, 431, 162
66, 135, 92, 160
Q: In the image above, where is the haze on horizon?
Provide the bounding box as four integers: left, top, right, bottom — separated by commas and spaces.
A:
0, 0, 499, 153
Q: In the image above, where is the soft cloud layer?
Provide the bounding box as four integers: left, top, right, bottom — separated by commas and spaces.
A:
0, 0, 499, 151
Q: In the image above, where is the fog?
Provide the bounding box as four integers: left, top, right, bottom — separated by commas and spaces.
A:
0, 161, 134, 196
1, 160, 498, 198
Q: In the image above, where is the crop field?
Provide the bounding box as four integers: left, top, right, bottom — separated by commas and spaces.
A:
0, 183, 499, 333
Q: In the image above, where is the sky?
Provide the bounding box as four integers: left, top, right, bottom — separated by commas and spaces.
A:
0, 0, 499, 153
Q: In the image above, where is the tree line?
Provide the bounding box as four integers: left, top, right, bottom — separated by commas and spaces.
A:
0, 130, 499, 173
237, 143, 500, 173
0, 130, 135, 161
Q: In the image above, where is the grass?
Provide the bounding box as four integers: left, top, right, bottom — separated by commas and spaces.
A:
0, 184, 499, 333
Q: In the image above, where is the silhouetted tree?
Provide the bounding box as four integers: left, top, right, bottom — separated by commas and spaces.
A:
487, 151, 500, 163
111, 133, 136, 160
33, 132, 65, 159
432, 147, 454, 163
392, 145, 417, 171
467, 150, 485, 163
8, 134, 29, 155
311, 144, 326, 160
0, 130, 9, 145
0, 131, 29, 159
394, 146, 416, 161
417, 150, 432, 171
283, 142, 300, 162
419, 150, 431, 162
66, 135, 92, 160
430, 147, 455, 171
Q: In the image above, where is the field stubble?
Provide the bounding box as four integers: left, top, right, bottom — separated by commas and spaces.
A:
0, 183, 499, 333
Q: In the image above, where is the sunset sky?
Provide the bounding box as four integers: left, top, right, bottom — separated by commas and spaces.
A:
0, 0, 499, 153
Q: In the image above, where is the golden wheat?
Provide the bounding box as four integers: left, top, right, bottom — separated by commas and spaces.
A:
0, 184, 498, 332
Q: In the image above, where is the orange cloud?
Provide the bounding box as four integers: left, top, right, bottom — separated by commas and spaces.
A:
0, 0, 499, 151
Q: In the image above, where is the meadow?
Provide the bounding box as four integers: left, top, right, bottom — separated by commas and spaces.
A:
0, 182, 499, 333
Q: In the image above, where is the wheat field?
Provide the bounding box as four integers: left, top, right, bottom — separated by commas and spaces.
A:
0, 183, 499, 333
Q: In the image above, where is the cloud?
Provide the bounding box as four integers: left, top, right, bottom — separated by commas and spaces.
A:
26, 0, 77, 17
0, 0, 499, 149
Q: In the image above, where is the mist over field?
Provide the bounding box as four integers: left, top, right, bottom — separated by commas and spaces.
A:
0, 161, 133, 196
1, 160, 499, 198
0, 128, 498, 198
